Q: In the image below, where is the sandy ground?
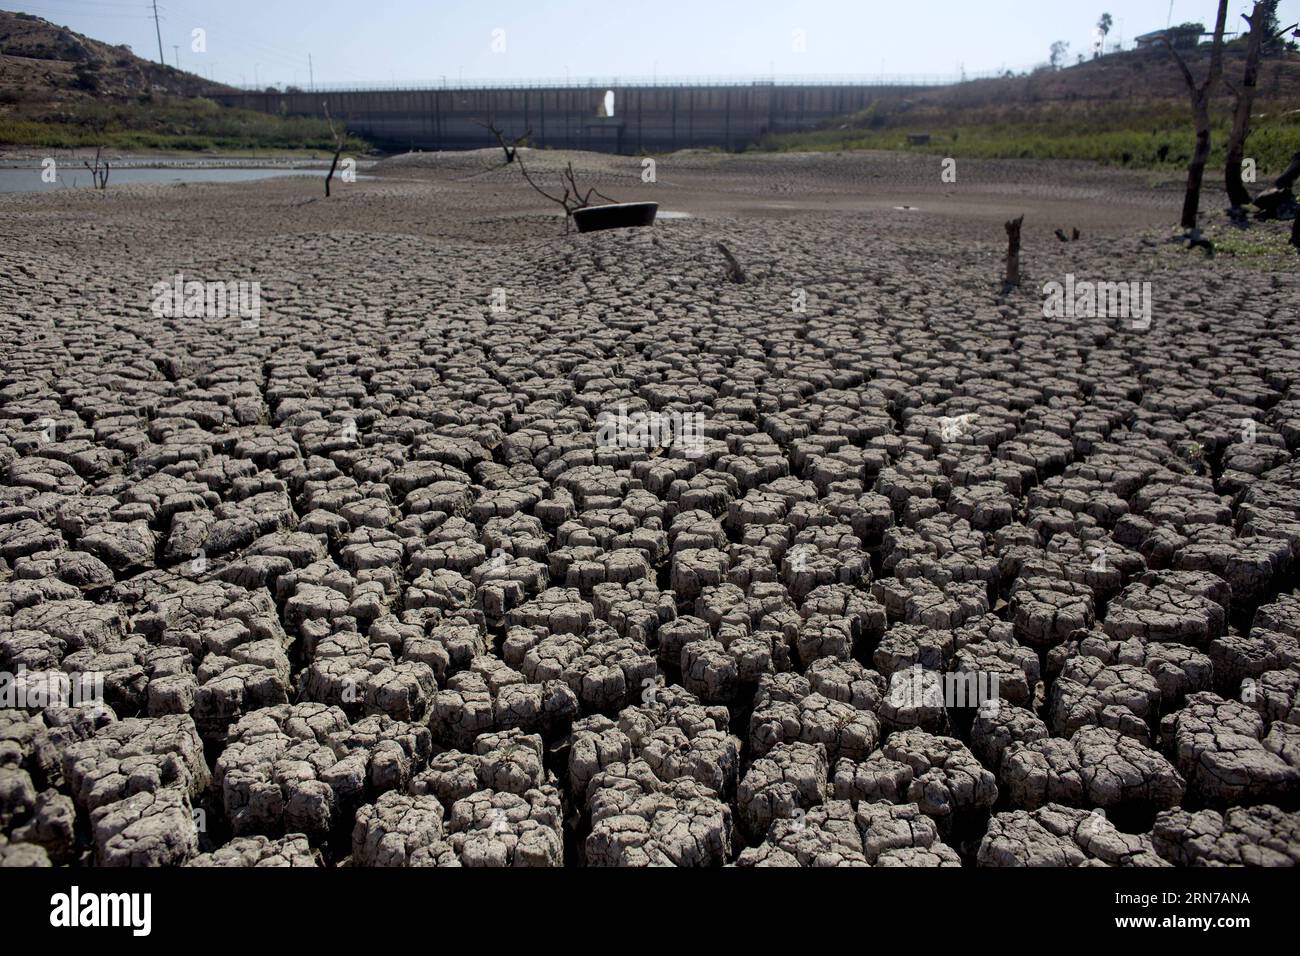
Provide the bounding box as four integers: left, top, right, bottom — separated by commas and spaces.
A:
1, 149, 1298, 869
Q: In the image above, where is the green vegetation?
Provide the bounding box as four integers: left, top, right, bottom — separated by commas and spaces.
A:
757, 102, 1300, 177
0, 93, 367, 152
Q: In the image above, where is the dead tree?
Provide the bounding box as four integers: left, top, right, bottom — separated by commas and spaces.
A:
323, 101, 346, 198
1002, 215, 1024, 294
84, 147, 109, 190
475, 119, 531, 163
716, 242, 747, 284
1158, 0, 1230, 232
1225, 4, 1299, 209
514, 152, 618, 233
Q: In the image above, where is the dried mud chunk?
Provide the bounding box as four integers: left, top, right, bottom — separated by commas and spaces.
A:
10, 599, 127, 653
882, 729, 997, 834
1161, 692, 1300, 807
681, 639, 738, 704
62, 714, 210, 813
446, 787, 563, 867
567, 719, 633, 801
978, 804, 1169, 867
806, 657, 886, 712
1049, 657, 1161, 744
1010, 577, 1094, 649
1000, 737, 1086, 810
352, 791, 446, 867
1072, 726, 1185, 814
971, 704, 1050, 772
832, 752, 915, 804
1104, 582, 1226, 645
1209, 630, 1300, 694
473, 729, 546, 795
640, 725, 739, 797
1254, 594, 1300, 638
800, 583, 887, 643
856, 801, 961, 866
749, 692, 879, 763
736, 800, 867, 867
737, 741, 829, 840
586, 765, 731, 867
1174, 526, 1291, 608
188, 834, 321, 867
1247, 668, 1299, 727
670, 548, 729, 603
9, 787, 77, 864
411, 751, 481, 807
873, 624, 954, 677
655, 615, 712, 669
562, 637, 657, 714
879, 666, 951, 734
955, 640, 1040, 708
1152, 805, 1300, 866
90, 788, 198, 867
796, 614, 856, 664
428, 672, 495, 749
0, 841, 51, 867
493, 679, 580, 739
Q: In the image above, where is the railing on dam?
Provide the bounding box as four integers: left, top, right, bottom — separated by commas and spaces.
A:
214, 78, 983, 155
223, 68, 1040, 94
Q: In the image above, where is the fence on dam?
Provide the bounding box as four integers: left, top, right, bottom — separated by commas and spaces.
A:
211, 82, 934, 154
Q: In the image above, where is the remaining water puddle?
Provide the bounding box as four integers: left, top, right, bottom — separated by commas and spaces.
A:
658, 210, 692, 219
0, 166, 367, 194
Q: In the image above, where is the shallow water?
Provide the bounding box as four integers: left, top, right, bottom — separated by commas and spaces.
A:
0, 167, 336, 194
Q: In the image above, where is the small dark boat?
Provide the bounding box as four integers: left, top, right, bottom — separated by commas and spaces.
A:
573, 201, 659, 233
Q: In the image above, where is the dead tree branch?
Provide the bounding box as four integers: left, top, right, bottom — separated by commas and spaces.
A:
717, 242, 747, 284
1158, 0, 1230, 233
474, 119, 531, 163
323, 101, 346, 198
513, 151, 618, 233
83, 146, 109, 190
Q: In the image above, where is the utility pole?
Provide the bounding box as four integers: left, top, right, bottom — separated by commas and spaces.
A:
152, 0, 165, 64
173, 45, 180, 69
308, 53, 315, 91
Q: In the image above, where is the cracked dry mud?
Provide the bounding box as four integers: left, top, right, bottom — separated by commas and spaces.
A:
1, 149, 1298, 868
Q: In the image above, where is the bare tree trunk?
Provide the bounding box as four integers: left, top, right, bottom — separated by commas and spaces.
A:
1184, 99, 1213, 229
1003, 215, 1024, 293
1162, 0, 1230, 232
1225, 5, 1267, 209
325, 148, 342, 198
322, 101, 345, 199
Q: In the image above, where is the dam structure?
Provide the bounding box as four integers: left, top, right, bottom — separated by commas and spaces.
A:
212, 77, 946, 154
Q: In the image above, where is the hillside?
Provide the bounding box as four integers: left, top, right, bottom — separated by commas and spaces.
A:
762, 45, 1300, 174
0, 8, 228, 100
0, 10, 357, 152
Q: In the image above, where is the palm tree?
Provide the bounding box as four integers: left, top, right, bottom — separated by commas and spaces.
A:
1096, 13, 1113, 57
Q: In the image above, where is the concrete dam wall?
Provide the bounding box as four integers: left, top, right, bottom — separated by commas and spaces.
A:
213, 84, 926, 154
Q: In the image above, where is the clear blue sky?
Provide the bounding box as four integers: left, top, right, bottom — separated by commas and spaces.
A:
7, 0, 1298, 87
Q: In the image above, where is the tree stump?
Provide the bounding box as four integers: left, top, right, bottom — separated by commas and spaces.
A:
1002, 215, 1024, 294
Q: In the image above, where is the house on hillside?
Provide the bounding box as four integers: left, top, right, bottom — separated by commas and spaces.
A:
1135, 22, 1208, 50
